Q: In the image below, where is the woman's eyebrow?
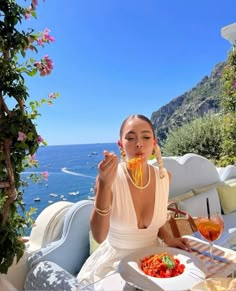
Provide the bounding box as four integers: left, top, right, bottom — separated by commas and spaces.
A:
126, 130, 136, 134
126, 130, 151, 134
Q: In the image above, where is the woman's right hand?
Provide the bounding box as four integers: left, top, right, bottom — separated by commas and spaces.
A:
97, 150, 118, 186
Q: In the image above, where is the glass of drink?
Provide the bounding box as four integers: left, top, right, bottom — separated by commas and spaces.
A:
196, 211, 224, 265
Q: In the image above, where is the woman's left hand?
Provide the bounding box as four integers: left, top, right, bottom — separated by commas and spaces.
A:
164, 237, 191, 252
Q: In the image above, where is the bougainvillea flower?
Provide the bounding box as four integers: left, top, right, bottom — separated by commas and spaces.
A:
37, 38, 43, 46
17, 131, 27, 141
32, 0, 38, 6
49, 93, 57, 99
42, 171, 49, 180
34, 55, 54, 76
37, 29, 55, 46
37, 135, 44, 143
29, 154, 38, 166
43, 28, 55, 42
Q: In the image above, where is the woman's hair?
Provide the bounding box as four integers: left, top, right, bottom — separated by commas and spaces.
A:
119, 114, 165, 178
119, 114, 155, 138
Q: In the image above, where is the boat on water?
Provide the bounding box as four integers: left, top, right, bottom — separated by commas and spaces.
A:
34, 197, 40, 202
68, 191, 80, 195
50, 193, 58, 197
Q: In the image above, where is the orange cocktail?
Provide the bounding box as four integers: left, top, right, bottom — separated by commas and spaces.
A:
196, 217, 224, 242
196, 212, 224, 266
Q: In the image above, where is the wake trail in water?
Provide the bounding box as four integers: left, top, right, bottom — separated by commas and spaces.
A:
61, 167, 95, 179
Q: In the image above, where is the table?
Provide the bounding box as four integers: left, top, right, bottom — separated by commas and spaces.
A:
79, 235, 236, 291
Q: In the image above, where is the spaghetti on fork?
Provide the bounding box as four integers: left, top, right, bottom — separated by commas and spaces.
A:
127, 157, 143, 188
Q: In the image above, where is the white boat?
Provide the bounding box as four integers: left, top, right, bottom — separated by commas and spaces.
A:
34, 197, 40, 202
50, 193, 58, 197
68, 191, 80, 196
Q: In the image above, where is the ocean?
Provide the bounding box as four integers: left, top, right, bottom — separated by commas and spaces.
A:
21, 143, 119, 219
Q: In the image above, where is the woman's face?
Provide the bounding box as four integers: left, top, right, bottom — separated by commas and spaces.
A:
120, 117, 156, 161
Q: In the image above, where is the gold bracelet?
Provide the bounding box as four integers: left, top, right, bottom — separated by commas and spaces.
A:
94, 202, 111, 216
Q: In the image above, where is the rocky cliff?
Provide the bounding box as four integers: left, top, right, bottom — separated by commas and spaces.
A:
151, 62, 225, 143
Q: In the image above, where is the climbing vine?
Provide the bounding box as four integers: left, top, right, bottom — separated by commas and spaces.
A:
0, 0, 58, 273
220, 49, 236, 165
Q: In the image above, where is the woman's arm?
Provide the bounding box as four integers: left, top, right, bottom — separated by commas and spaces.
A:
157, 170, 190, 250
90, 151, 118, 243
158, 225, 190, 251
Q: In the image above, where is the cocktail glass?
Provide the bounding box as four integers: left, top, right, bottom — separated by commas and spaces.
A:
196, 211, 224, 266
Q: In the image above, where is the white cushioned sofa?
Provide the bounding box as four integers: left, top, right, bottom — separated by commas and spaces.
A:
22, 153, 236, 290
150, 153, 236, 234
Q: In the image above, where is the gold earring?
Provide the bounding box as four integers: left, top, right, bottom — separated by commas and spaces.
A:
119, 146, 126, 162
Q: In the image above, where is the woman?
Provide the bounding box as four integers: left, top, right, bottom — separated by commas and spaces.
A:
77, 114, 189, 286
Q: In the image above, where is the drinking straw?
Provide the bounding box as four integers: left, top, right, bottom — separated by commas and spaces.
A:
206, 197, 210, 219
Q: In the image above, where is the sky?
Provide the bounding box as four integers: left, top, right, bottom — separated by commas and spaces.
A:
19, 0, 236, 145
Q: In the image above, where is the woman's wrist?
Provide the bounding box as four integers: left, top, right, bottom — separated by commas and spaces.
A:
94, 201, 111, 216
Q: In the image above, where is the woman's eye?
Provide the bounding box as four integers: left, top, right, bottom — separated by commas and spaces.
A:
126, 137, 134, 141
143, 136, 151, 140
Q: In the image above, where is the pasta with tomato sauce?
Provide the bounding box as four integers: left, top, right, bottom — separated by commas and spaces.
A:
140, 252, 185, 278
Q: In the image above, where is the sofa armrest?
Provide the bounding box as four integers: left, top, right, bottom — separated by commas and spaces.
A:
26, 200, 94, 276
24, 261, 79, 291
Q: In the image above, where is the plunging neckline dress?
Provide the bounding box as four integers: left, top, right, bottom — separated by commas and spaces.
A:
77, 163, 169, 285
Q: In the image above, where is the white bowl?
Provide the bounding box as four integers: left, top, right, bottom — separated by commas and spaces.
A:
191, 277, 235, 291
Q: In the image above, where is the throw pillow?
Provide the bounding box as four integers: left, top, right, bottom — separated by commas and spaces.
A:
179, 188, 221, 217
192, 182, 223, 195
223, 179, 236, 187
217, 185, 236, 215
170, 191, 194, 203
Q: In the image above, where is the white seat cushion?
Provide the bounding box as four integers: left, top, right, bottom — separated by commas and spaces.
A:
179, 188, 221, 217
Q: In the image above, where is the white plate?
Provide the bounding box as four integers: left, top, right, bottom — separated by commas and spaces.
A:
118, 246, 208, 291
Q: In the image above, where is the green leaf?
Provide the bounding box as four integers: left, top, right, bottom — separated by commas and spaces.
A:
162, 255, 175, 269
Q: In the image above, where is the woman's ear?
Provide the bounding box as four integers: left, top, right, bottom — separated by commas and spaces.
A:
117, 140, 122, 147
154, 138, 158, 147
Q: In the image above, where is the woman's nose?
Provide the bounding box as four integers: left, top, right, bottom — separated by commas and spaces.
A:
136, 143, 142, 148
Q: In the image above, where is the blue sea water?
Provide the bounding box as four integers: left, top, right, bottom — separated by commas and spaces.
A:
22, 143, 118, 219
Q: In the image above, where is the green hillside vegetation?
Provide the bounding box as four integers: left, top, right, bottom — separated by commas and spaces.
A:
162, 114, 223, 162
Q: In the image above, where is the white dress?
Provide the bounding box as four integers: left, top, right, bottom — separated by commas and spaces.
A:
77, 164, 169, 286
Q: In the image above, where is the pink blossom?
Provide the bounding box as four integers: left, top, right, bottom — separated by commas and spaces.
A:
233, 83, 236, 88
34, 55, 54, 76
42, 171, 49, 180
43, 28, 55, 42
32, 0, 38, 6
37, 135, 44, 143
49, 93, 57, 99
29, 155, 38, 166
25, 13, 31, 20
17, 131, 27, 141
37, 29, 55, 46
25, 6, 34, 19
37, 38, 43, 46
31, 154, 36, 160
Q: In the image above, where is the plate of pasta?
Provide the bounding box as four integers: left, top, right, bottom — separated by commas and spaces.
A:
118, 247, 207, 291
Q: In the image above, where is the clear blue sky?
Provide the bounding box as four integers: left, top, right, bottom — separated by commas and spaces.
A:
23, 0, 235, 145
